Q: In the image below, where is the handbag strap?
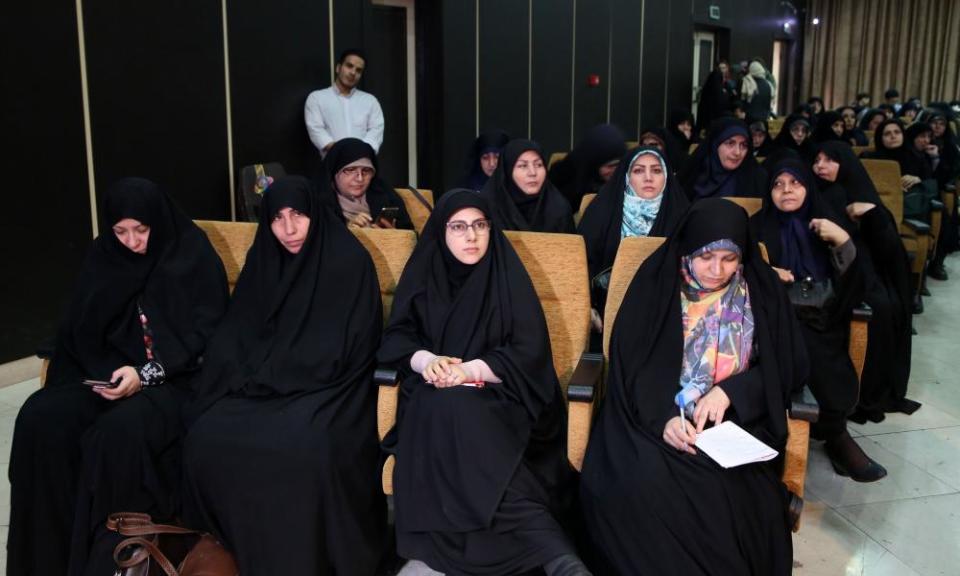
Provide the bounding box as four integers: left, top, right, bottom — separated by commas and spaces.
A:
405, 187, 434, 212
113, 536, 179, 576
107, 513, 198, 537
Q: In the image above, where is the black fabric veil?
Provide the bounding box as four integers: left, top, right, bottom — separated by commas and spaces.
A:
378, 189, 568, 533
47, 178, 228, 387
578, 146, 690, 281
462, 129, 510, 190
548, 124, 627, 210
680, 117, 767, 200
480, 139, 575, 233
187, 175, 382, 416
816, 141, 884, 205
771, 114, 817, 163
320, 137, 413, 229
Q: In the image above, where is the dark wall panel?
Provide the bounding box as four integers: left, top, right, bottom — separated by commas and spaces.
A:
667, 2, 695, 122
639, 0, 669, 129
572, 0, 611, 144
531, 0, 575, 157
229, 0, 331, 182
84, 0, 229, 220
479, 0, 530, 141
609, 0, 643, 137
0, 1, 92, 363
440, 0, 477, 189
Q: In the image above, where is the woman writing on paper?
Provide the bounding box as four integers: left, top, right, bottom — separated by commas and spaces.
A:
580, 198, 806, 575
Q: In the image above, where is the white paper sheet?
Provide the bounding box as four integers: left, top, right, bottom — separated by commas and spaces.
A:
694, 421, 779, 469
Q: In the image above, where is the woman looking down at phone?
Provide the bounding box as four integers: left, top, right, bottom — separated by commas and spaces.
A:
7, 178, 229, 575
378, 190, 589, 575
580, 199, 806, 575
182, 176, 386, 574
323, 137, 413, 230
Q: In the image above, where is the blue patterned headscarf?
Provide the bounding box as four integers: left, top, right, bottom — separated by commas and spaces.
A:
621, 149, 667, 239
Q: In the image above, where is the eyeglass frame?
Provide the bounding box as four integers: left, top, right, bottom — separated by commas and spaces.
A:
339, 165, 376, 179
445, 218, 492, 236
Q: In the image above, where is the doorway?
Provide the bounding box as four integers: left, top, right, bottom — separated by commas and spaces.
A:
691, 31, 716, 123
366, 0, 417, 187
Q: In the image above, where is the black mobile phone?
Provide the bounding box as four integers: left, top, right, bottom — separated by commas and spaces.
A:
377, 206, 400, 221
81, 378, 120, 388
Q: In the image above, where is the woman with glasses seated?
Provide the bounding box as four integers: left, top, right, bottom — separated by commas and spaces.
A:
379, 189, 590, 576
481, 139, 576, 233
322, 137, 413, 230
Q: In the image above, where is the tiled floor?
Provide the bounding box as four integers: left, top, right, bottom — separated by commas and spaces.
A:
0, 254, 957, 575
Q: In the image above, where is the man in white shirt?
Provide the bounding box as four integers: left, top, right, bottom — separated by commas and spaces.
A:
305, 49, 385, 157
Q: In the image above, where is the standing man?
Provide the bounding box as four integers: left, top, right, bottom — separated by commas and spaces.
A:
305, 49, 384, 157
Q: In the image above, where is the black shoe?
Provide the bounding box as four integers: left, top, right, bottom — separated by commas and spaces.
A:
825, 434, 888, 483
913, 298, 924, 314
921, 285, 931, 296
928, 262, 948, 281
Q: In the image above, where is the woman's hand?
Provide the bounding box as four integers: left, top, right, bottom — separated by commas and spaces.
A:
422, 356, 462, 387
434, 364, 469, 388
901, 175, 922, 191
663, 416, 698, 455
809, 218, 850, 247
95, 366, 141, 401
374, 216, 396, 229
347, 212, 373, 228
845, 202, 876, 221
693, 386, 731, 434
772, 266, 795, 284
589, 308, 603, 333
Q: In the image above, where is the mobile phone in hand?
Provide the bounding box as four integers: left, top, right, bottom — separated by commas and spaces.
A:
376, 206, 400, 228
81, 379, 120, 388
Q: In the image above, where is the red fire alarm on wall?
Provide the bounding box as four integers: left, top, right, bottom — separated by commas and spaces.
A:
587, 74, 601, 87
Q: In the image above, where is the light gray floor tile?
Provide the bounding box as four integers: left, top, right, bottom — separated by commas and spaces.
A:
868, 427, 960, 491
836, 493, 960, 576
848, 401, 960, 436
803, 438, 957, 508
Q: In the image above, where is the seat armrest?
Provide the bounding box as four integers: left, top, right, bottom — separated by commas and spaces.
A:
375, 367, 399, 386
930, 199, 944, 211
852, 304, 873, 323
789, 386, 819, 422
36, 338, 55, 360
567, 352, 603, 402
903, 218, 931, 235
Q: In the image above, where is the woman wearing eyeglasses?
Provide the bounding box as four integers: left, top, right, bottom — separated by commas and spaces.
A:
378, 189, 590, 576
322, 137, 414, 230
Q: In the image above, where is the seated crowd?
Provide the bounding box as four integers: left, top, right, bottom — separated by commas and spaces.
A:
7, 87, 959, 575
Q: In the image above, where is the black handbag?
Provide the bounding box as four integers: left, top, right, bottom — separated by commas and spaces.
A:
787, 276, 835, 330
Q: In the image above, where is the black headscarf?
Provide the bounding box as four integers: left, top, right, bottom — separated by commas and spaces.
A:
188, 176, 382, 415
749, 120, 775, 157
578, 146, 690, 281
379, 189, 566, 532
46, 178, 229, 386
481, 139, 575, 233
638, 126, 686, 173
858, 108, 886, 132
669, 108, 699, 148
321, 137, 413, 230
462, 129, 510, 190
548, 124, 626, 210
901, 122, 936, 179
771, 114, 816, 163
680, 117, 767, 200
816, 141, 884, 205
757, 158, 842, 282
813, 111, 846, 144
925, 109, 960, 185
602, 198, 806, 446
837, 105, 869, 146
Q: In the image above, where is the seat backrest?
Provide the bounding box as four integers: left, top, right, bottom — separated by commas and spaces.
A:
852, 145, 873, 156
625, 140, 639, 149
864, 130, 875, 147
548, 152, 568, 170
861, 159, 904, 224
689, 143, 699, 154
602, 236, 666, 360
504, 231, 590, 391
725, 196, 762, 216
194, 220, 417, 318
394, 188, 434, 235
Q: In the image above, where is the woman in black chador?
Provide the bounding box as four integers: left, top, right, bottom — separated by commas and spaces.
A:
580, 198, 805, 575
8, 178, 229, 575
481, 139, 576, 233
379, 190, 590, 576
813, 142, 918, 421
181, 176, 385, 574
680, 117, 767, 201
754, 158, 886, 482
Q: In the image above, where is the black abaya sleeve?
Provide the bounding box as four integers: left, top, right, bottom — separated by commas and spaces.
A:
715, 366, 767, 427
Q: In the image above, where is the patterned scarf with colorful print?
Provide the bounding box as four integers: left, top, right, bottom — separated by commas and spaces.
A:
675, 239, 754, 418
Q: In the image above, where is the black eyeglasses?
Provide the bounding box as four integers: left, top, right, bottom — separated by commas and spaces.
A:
446, 219, 491, 236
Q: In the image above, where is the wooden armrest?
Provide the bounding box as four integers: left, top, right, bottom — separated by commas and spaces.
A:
567, 352, 602, 402
789, 386, 819, 422
852, 304, 873, 323
930, 199, 944, 211
903, 218, 931, 235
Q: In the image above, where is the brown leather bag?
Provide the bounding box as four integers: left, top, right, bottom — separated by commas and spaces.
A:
106, 512, 238, 576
